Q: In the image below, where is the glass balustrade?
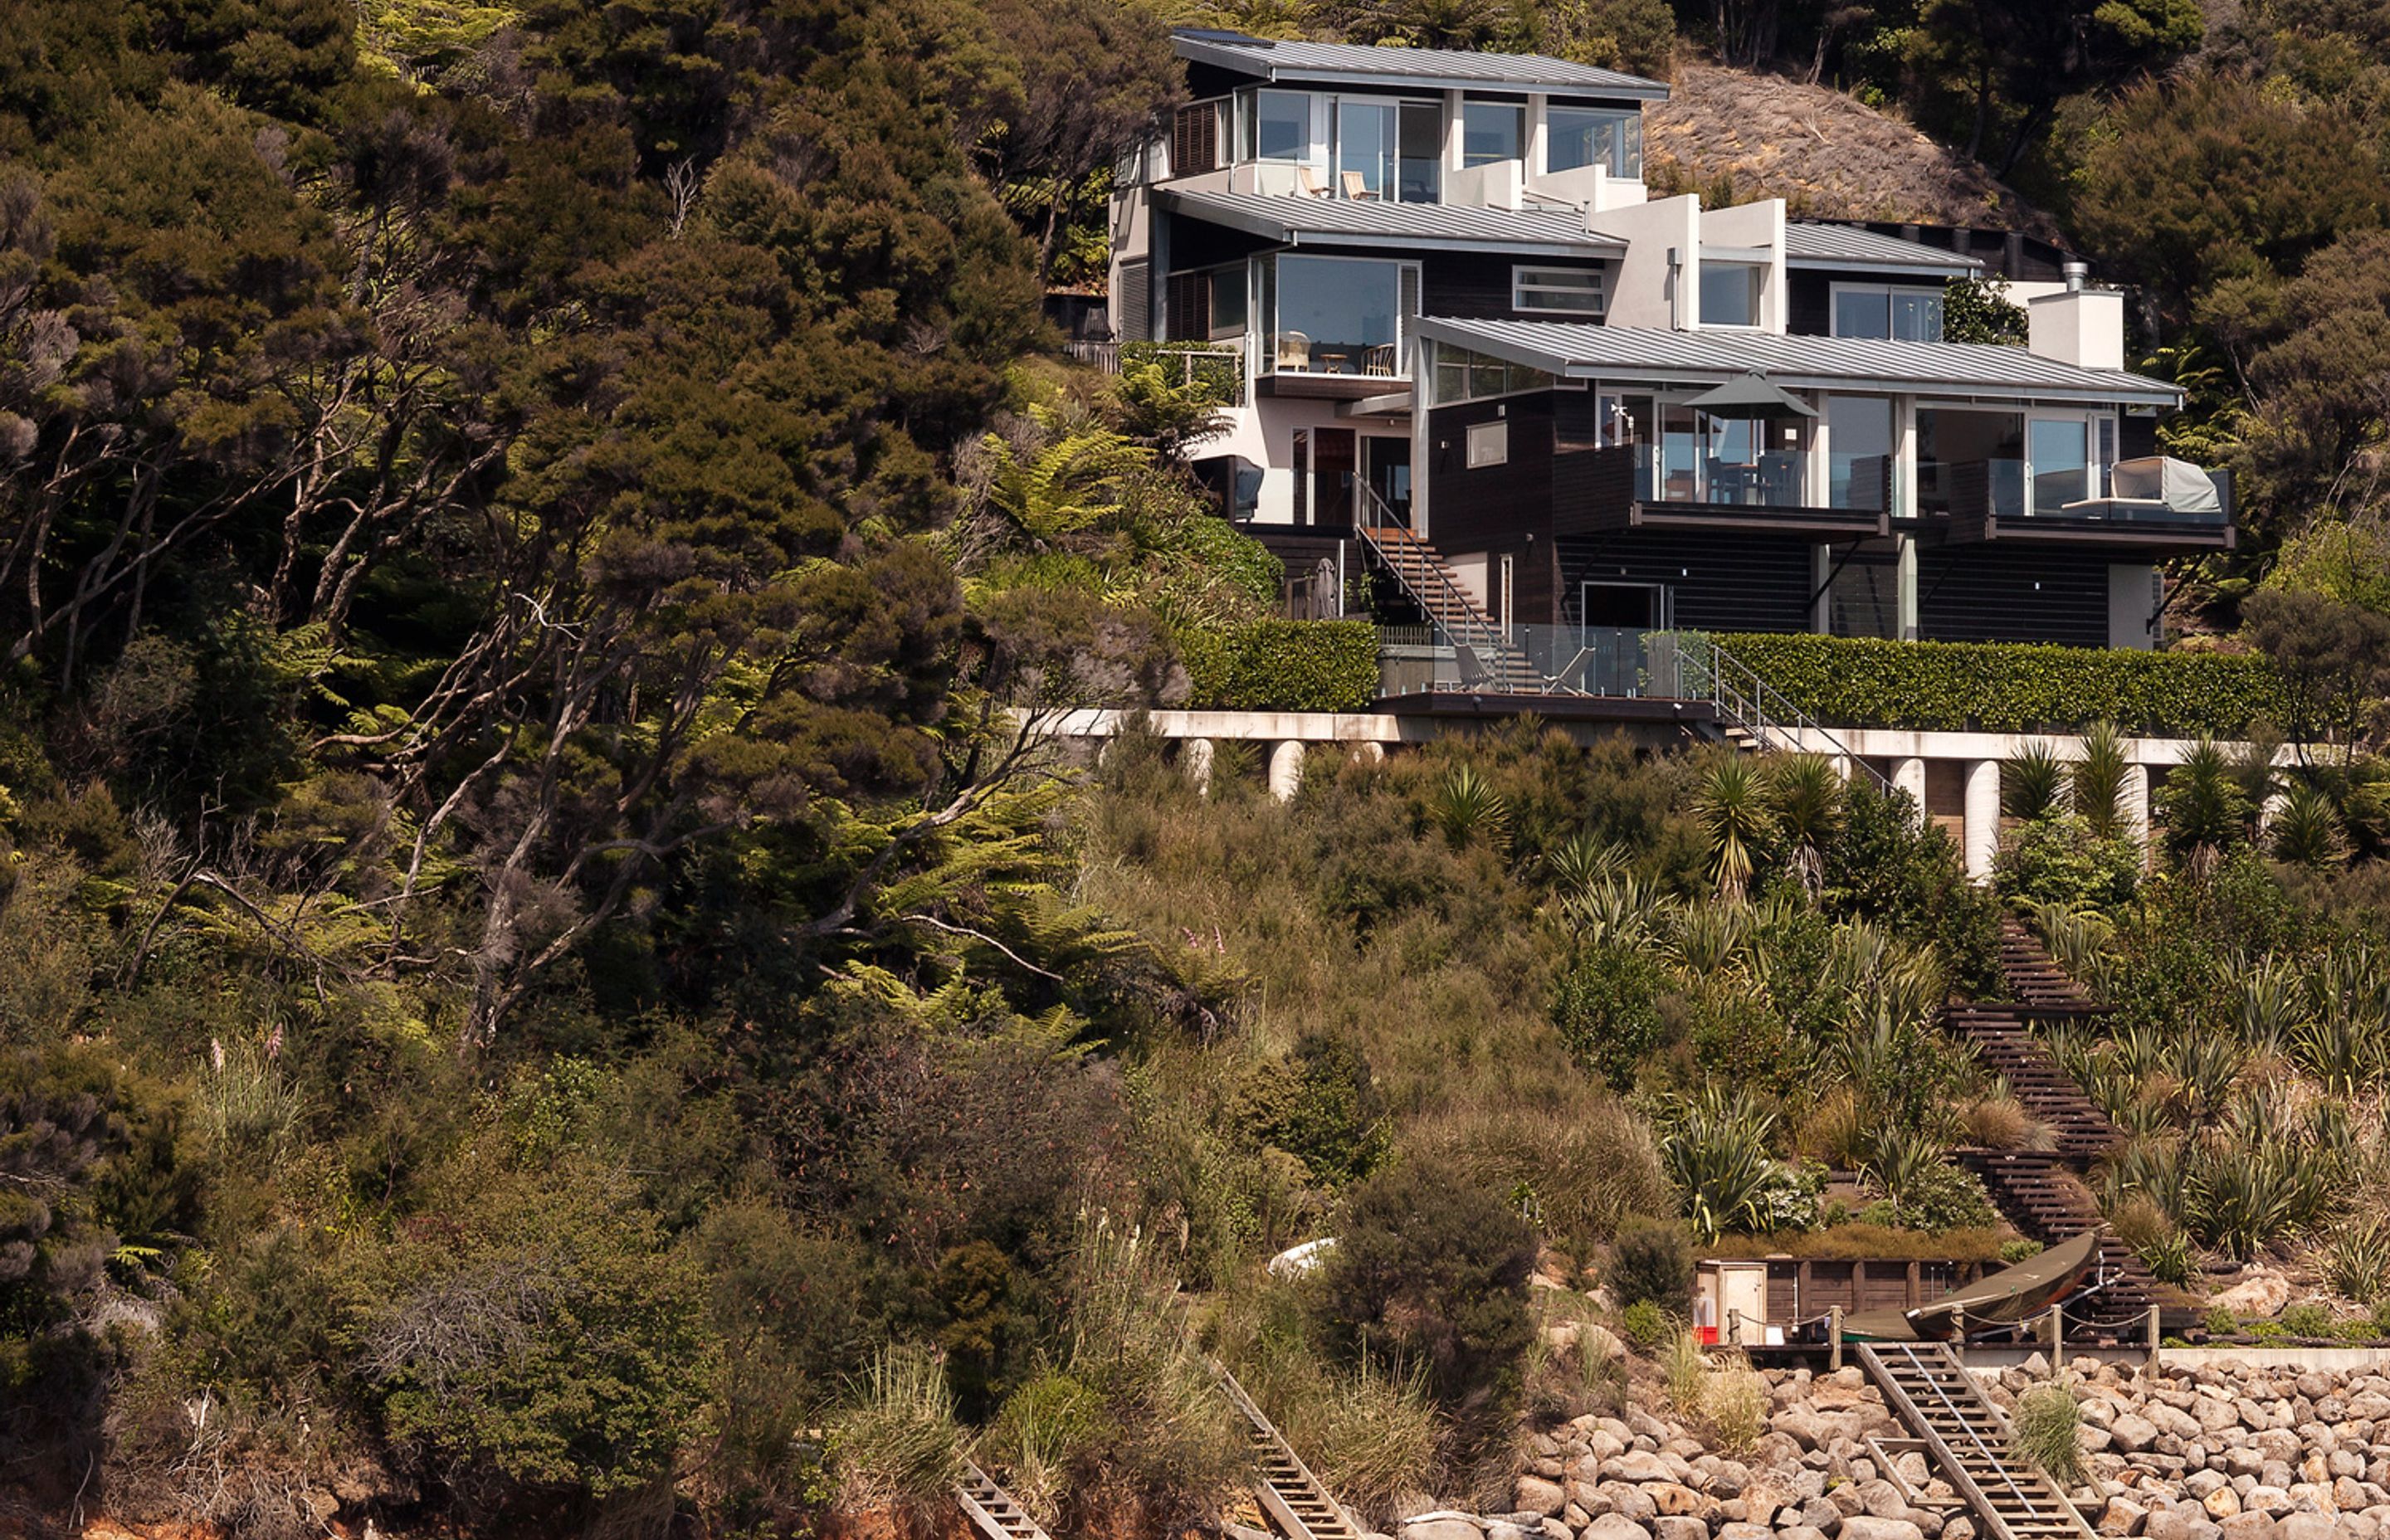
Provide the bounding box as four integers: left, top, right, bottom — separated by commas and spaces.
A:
1377, 625, 1685, 698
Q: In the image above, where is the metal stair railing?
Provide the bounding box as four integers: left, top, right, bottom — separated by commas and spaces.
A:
1675, 631, 1894, 794
1351, 488, 1573, 695
1208, 1359, 1363, 1540
1856, 1343, 2096, 1540
957, 1457, 1055, 1540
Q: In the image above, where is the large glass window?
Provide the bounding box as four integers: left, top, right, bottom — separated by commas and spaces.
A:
1432, 344, 1552, 402
1833, 285, 1944, 342
2030, 418, 2092, 514
1251, 90, 1312, 162
1514, 266, 1606, 316
1208, 266, 1246, 337
1397, 101, 1442, 202
1700, 262, 1761, 327
1271, 255, 1409, 377
1546, 107, 1642, 178
1461, 100, 1524, 167
1827, 396, 1893, 510
1336, 100, 1395, 200
1917, 407, 2024, 517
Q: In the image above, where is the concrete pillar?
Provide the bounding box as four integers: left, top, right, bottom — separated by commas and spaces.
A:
1963, 758, 2002, 881
1894, 756, 1927, 811
1183, 738, 1214, 794
1267, 739, 1305, 802
1351, 740, 1387, 767
2121, 762, 2150, 851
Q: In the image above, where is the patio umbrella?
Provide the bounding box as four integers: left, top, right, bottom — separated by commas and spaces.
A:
1681, 370, 1817, 419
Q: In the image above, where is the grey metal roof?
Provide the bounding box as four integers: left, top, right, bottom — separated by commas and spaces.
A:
1173, 30, 1670, 100
1413, 319, 2182, 407
1783, 222, 1983, 275
1159, 188, 1626, 258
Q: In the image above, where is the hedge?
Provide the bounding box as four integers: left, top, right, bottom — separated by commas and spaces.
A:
1179, 619, 1380, 712
1714, 633, 2287, 737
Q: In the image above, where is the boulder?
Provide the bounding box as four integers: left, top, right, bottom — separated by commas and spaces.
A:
2103, 1497, 2151, 1536
2113, 1416, 2164, 1455
1799, 1497, 1846, 1534
2274, 1516, 2336, 1540
1401, 1519, 1484, 1540
2217, 1515, 2277, 1540
1581, 1516, 1650, 1540
1858, 1482, 1909, 1520
1837, 1518, 1927, 1540
1605, 1454, 1676, 1486
2147, 1512, 2224, 1540
1646, 1484, 1708, 1518
2207, 1489, 2246, 1520
1651, 1518, 1705, 1540
2247, 1489, 2296, 1518
2212, 1274, 2293, 1319
1519, 1479, 1569, 1518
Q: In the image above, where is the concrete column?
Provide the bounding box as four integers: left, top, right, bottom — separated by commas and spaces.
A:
2121, 762, 2150, 851
1896, 535, 1919, 641
1351, 741, 1387, 767
1183, 738, 1214, 794
1894, 755, 1927, 811
1963, 758, 2002, 881
1267, 739, 1305, 802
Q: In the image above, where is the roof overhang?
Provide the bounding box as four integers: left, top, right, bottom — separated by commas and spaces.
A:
1157, 190, 1625, 261
1412, 318, 2185, 409
1172, 36, 1671, 100
1786, 256, 1978, 279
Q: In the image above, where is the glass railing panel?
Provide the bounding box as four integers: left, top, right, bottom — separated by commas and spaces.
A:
1375, 625, 1686, 698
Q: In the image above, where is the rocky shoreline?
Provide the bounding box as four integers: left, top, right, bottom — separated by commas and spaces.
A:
1393, 1359, 2390, 1540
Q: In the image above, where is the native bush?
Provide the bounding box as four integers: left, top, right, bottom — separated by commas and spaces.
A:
1605, 1219, 1695, 1315
1178, 620, 1379, 712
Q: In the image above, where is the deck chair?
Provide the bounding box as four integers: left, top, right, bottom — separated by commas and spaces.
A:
1363, 344, 1397, 377
1275, 330, 1312, 371
1295, 166, 1331, 198
1340, 171, 1378, 200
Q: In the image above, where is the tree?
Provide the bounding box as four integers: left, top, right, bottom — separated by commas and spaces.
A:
2243, 588, 2390, 749
2075, 71, 2388, 316
1943, 275, 2027, 345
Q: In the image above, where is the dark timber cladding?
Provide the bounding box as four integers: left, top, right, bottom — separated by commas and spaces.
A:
1423, 394, 1572, 625
1556, 530, 1816, 632
1917, 543, 2109, 646
1422, 251, 1609, 321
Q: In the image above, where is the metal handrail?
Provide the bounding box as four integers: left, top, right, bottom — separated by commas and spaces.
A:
1351, 485, 1558, 690
1676, 632, 1895, 795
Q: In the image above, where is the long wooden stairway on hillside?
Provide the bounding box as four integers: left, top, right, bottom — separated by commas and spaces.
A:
1941, 917, 2166, 1334
1358, 521, 1549, 693
957, 1460, 1054, 1540
1211, 1362, 1363, 1540
1856, 1343, 2097, 1540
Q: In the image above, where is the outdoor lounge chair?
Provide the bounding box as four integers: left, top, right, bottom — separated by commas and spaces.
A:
1275, 331, 1311, 370
1340, 171, 1378, 200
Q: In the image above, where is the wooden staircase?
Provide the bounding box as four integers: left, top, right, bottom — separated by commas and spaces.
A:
1956, 1150, 2159, 1328
1211, 1362, 1362, 1540
1357, 522, 1549, 693
1997, 918, 2106, 1016
1942, 1006, 2121, 1162
1856, 1343, 2096, 1540
957, 1459, 1054, 1540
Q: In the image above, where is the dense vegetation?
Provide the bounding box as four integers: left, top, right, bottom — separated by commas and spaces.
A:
3, 0, 2390, 1534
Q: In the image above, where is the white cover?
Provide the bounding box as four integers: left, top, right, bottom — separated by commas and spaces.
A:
2107, 456, 2221, 514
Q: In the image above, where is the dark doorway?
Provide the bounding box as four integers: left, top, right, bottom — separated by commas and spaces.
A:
1363, 436, 1412, 527
1582, 581, 1666, 629
1314, 428, 1357, 529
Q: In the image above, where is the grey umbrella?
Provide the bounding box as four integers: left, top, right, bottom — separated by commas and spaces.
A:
1681, 370, 1817, 419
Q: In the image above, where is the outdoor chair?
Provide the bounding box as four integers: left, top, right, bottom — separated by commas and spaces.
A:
1275, 331, 1312, 371
1340, 171, 1378, 200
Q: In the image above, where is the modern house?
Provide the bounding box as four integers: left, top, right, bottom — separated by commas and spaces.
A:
1106, 32, 2235, 671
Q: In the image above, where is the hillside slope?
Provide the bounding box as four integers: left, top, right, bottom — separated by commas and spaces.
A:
1646, 62, 2065, 241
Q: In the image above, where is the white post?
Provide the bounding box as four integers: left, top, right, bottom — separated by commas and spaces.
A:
1963, 758, 2002, 881
1267, 740, 1305, 802
1183, 738, 1215, 794
2122, 761, 2150, 855
1894, 756, 1927, 811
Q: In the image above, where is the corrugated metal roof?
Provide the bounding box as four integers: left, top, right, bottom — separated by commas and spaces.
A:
1783, 222, 1983, 274
1173, 31, 1669, 99
1413, 319, 2183, 406
1159, 188, 1625, 256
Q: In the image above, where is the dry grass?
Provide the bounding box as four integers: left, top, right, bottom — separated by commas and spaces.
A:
1644, 63, 2062, 237
1959, 1094, 2043, 1151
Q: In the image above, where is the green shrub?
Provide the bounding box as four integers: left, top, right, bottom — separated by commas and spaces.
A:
1617, 1299, 1671, 1350
1996, 815, 2143, 911
1551, 940, 1672, 1092
1606, 1219, 1695, 1315
832, 1344, 967, 1508
2012, 1382, 2085, 1488
2204, 1305, 2239, 1337
2319, 1217, 2390, 1304
1178, 620, 1379, 711
2281, 1302, 2334, 1338
1314, 1157, 1536, 1416
1714, 633, 2285, 737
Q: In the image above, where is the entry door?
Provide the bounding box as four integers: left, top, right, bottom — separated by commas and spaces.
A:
1314, 427, 1358, 528
1580, 582, 1667, 696
1581, 581, 1666, 630
1363, 436, 1412, 527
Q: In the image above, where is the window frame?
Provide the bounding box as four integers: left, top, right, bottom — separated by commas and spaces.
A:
1512, 264, 1607, 319
1699, 261, 1763, 329
1466, 420, 1510, 469
1460, 100, 1525, 168
1543, 105, 1642, 178
1829, 281, 1945, 343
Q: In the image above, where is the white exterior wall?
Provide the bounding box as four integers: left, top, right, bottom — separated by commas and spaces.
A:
1697, 198, 1789, 334
1206, 399, 1413, 525
2109, 563, 2160, 651
1585, 192, 1701, 329
2027, 289, 2126, 371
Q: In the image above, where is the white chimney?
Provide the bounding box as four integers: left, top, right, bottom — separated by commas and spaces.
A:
2027, 286, 2124, 371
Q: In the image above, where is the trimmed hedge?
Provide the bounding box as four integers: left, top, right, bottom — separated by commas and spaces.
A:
1179, 620, 1380, 712
1715, 632, 2286, 736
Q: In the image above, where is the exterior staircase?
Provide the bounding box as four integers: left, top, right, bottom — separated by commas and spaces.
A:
1211, 1361, 1363, 1540
1856, 1343, 2097, 1540
957, 1460, 1054, 1540
1997, 918, 2107, 1016
1356, 521, 1549, 692
1943, 1006, 2121, 1162
1955, 1150, 2159, 1328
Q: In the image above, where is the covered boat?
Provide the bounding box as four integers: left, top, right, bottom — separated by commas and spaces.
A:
1836, 1231, 2104, 1343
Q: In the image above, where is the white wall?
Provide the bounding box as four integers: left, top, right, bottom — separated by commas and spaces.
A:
2109, 563, 2160, 651
1206, 399, 1413, 525
2027, 290, 2126, 370
1698, 198, 1788, 334
1586, 192, 1701, 329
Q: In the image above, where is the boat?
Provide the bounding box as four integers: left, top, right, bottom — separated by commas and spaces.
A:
1834, 1231, 2105, 1343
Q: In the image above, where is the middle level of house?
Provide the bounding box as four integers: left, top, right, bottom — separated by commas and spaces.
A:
1106, 31, 2236, 654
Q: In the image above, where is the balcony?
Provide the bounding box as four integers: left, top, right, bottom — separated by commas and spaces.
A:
1939, 456, 2235, 551
1554, 445, 1891, 540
